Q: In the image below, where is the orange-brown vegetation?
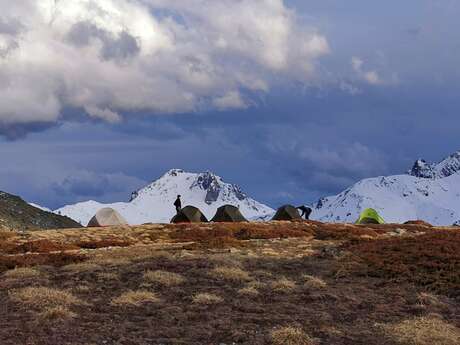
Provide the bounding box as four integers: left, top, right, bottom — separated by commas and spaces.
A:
75, 238, 134, 249
0, 252, 86, 271
344, 230, 460, 297
0, 221, 459, 345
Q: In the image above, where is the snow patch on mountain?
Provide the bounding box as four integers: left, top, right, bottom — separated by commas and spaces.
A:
29, 203, 52, 213
55, 169, 274, 225
312, 150, 460, 225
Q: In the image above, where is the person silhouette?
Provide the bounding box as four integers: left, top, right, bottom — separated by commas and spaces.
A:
174, 195, 182, 214
297, 205, 312, 220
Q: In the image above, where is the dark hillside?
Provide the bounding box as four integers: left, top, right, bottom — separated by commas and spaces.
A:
0, 192, 81, 231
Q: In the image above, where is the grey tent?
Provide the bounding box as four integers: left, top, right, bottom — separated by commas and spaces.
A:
211, 205, 247, 222
271, 205, 302, 221
171, 206, 208, 223
87, 207, 128, 227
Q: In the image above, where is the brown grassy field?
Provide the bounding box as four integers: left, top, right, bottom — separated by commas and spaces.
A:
1, 221, 459, 345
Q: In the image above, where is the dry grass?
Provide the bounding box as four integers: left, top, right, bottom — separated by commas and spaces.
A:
89, 257, 132, 267
207, 254, 243, 267
111, 290, 159, 307
271, 277, 296, 292
132, 250, 174, 261
381, 316, 460, 345
0, 231, 16, 241
192, 293, 223, 305
62, 262, 100, 273
238, 280, 265, 296
238, 286, 260, 296
38, 306, 77, 322
2, 267, 42, 279
210, 266, 250, 282
302, 275, 327, 289
270, 326, 316, 345
143, 270, 185, 286
9, 287, 82, 310
3, 222, 460, 345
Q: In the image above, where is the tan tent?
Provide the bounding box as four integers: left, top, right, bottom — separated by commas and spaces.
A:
87, 208, 128, 227
272, 205, 302, 221
171, 206, 208, 223
211, 205, 247, 222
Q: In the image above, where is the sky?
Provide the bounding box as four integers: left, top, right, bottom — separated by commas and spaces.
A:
0, 0, 459, 209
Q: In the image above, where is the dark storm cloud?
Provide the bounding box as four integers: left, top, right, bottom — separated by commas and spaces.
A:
0, 122, 57, 140
1, 0, 460, 210
51, 170, 143, 200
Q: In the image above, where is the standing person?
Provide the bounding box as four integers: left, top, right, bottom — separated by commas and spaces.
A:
297, 205, 312, 220
174, 195, 182, 214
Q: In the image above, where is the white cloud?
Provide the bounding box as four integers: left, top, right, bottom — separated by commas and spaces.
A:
212, 91, 247, 110
0, 0, 329, 126
85, 106, 121, 123
351, 56, 384, 85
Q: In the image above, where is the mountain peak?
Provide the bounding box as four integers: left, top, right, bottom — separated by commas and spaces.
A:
166, 169, 185, 177
408, 159, 436, 178
313, 150, 460, 225
56, 169, 273, 225
408, 150, 460, 179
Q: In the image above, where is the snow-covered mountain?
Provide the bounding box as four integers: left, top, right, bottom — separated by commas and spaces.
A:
55, 169, 274, 225
312, 150, 460, 225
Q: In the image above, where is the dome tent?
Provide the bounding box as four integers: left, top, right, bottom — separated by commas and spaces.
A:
171, 206, 208, 223
87, 208, 128, 227
211, 205, 247, 222
271, 205, 302, 221
356, 208, 385, 225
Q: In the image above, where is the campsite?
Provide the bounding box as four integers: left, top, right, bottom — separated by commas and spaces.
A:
1, 0, 460, 344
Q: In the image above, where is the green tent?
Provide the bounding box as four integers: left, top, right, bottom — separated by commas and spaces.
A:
272, 205, 302, 221
211, 205, 247, 222
171, 206, 208, 224
356, 208, 385, 225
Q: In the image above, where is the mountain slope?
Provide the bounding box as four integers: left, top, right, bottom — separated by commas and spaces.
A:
0, 192, 82, 231
312, 151, 460, 225
55, 169, 274, 225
